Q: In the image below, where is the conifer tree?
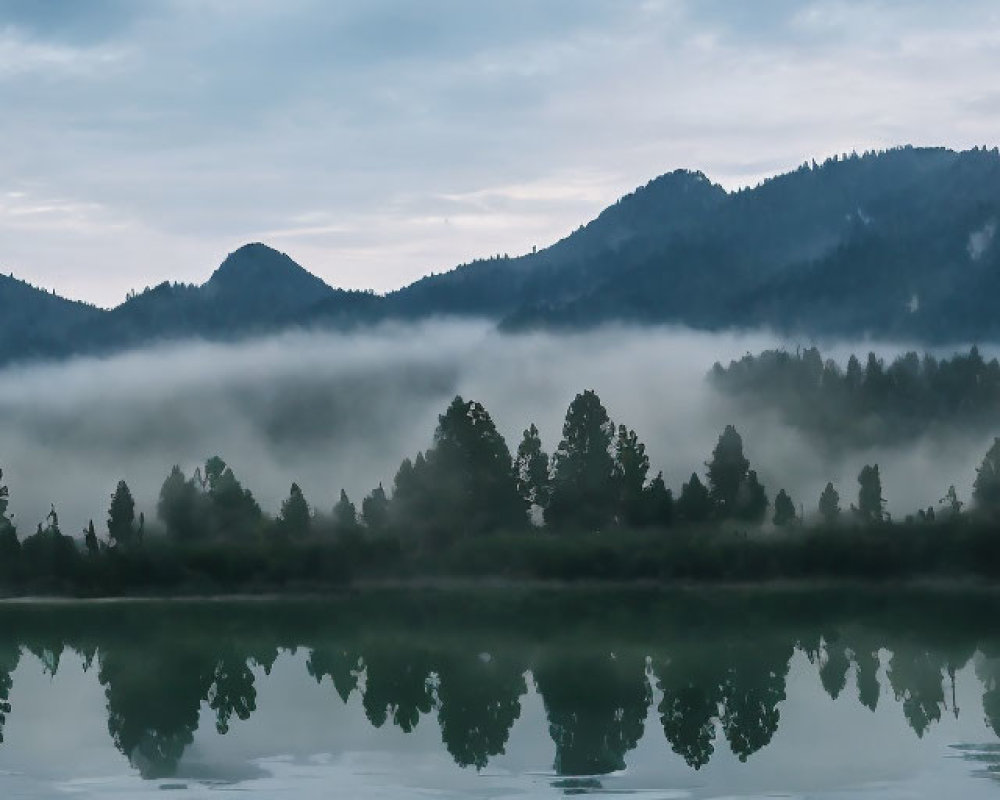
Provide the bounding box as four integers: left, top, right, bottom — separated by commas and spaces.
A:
107, 480, 136, 548
333, 489, 359, 533
361, 483, 389, 532
677, 473, 712, 523
546, 390, 616, 531
973, 438, 1000, 513
773, 489, 796, 526
84, 520, 99, 556
818, 482, 840, 524
855, 464, 885, 523
614, 425, 650, 527
706, 425, 749, 517
277, 483, 310, 538
515, 424, 551, 511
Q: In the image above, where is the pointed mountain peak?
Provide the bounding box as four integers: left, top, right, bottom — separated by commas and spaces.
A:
201, 243, 335, 316
207, 243, 316, 287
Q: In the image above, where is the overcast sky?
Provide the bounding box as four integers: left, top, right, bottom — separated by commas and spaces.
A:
1, 0, 999, 307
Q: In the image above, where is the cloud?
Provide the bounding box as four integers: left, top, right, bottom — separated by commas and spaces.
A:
0, 323, 989, 536
2, 1, 1000, 305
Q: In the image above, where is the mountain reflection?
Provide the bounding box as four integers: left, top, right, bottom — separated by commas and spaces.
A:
0, 590, 998, 778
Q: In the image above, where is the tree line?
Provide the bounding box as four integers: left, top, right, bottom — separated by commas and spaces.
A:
3, 387, 1000, 592
711, 345, 1000, 446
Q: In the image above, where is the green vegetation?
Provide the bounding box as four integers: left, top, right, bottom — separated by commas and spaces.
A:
2, 386, 1000, 596
711, 345, 1000, 446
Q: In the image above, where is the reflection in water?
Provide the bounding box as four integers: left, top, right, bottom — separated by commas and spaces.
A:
0, 646, 17, 744
535, 651, 650, 776
0, 590, 997, 782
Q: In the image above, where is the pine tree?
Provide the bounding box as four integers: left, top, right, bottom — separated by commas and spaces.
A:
84, 520, 99, 556
157, 465, 204, 542
332, 489, 359, 534
736, 469, 769, 523
107, 480, 136, 548
277, 483, 310, 538
361, 483, 389, 532
706, 425, 750, 517
642, 472, 674, 528
515, 424, 551, 510
773, 489, 796, 526
677, 473, 712, 523
546, 390, 616, 531
614, 425, 650, 527
818, 482, 840, 524
973, 438, 1000, 513
855, 464, 885, 524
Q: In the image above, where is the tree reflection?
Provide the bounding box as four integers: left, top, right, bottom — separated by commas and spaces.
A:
853, 648, 881, 711
435, 651, 527, 770
0, 646, 19, 744
886, 646, 946, 737
307, 646, 362, 703
654, 650, 724, 769
533, 651, 650, 776
719, 640, 793, 762
98, 640, 258, 777
99, 647, 212, 778
0, 593, 998, 780
360, 643, 435, 732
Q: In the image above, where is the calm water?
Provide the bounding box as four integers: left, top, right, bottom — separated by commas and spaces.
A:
0, 588, 998, 798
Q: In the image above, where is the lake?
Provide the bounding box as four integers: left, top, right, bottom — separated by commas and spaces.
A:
0, 587, 998, 798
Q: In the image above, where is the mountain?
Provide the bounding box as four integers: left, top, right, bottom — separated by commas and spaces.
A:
0, 244, 379, 364
0, 275, 102, 364
393, 146, 1000, 341
3, 145, 1000, 366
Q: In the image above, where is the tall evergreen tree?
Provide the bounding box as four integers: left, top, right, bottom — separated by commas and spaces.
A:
203, 457, 262, 540
514, 424, 551, 511
736, 470, 769, 524
642, 472, 674, 528
332, 489, 359, 533
855, 464, 885, 523
973, 438, 1000, 514
676, 473, 713, 523
361, 483, 389, 532
157, 466, 204, 542
277, 483, 310, 538
545, 390, 616, 531
107, 480, 137, 548
424, 396, 526, 535
614, 426, 650, 527
0, 470, 18, 580
706, 425, 750, 517
818, 482, 840, 524
773, 490, 796, 526
84, 520, 99, 557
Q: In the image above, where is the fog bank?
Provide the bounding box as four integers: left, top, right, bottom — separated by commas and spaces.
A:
0, 322, 992, 534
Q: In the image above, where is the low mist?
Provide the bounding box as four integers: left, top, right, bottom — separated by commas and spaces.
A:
0, 321, 992, 535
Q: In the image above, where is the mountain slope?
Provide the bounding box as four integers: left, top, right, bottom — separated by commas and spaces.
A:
2, 146, 1000, 366
497, 146, 1000, 340
0, 275, 102, 364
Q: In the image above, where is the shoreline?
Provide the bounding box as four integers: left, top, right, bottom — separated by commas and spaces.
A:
2, 575, 1000, 603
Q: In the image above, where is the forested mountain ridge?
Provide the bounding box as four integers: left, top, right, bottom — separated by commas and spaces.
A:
0, 243, 379, 364
2, 146, 999, 365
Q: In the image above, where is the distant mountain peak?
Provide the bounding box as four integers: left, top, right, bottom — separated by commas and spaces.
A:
207, 243, 315, 287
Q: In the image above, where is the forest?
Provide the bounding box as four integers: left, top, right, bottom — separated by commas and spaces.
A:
3, 376, 1000, 595
712, 345, 1000, 446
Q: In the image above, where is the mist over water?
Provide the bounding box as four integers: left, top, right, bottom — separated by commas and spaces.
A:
0, 321, 993, 533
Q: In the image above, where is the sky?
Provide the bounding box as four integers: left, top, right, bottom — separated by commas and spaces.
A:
1, 0, 1000, 307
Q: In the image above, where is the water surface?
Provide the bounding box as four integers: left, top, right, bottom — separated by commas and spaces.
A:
0, 587, 998, 798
